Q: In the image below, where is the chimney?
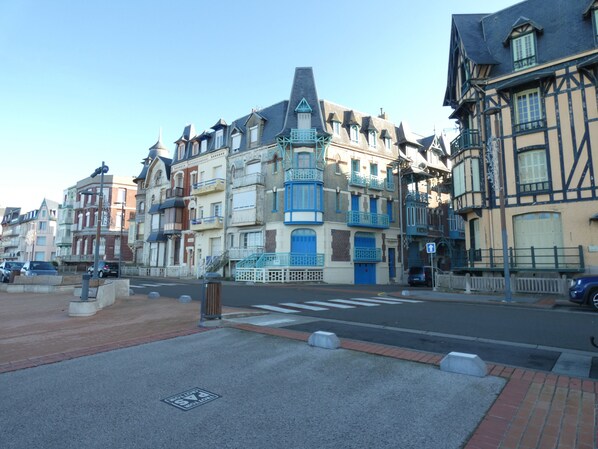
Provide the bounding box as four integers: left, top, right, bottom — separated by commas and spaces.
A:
378, 108, 387, 120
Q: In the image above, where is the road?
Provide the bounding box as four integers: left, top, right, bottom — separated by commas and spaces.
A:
127, 277, 598, 378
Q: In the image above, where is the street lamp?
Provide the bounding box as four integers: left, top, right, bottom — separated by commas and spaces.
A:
114, 201, 125, 277
484, 107, 512, 302
82, 162, 109, 280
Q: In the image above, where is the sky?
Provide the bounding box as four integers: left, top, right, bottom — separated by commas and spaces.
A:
0, 0, 520, 213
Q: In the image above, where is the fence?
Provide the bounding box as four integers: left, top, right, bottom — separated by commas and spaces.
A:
436, 273, 570, 295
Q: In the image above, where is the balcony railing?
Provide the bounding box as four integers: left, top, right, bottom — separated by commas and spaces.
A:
513, 119, 545, 134
233, 173, 264, 188
455, 246, 584, 272
354, 247, 382, 262
290, 128, 317, 143
285, 168, 323, 182
228, 246, 264, 260
385, 179, 395, 191
255, 252, 324, 267
346, 211, 389, 229
166, 187, 184, 198
514, 55, 537, 71
450, 129, 480, 154
190, 216, 223, 231
405, 191, 429, 203
518, 180, 551, 194
348, 172, 386, 190
191, 178, 225, 196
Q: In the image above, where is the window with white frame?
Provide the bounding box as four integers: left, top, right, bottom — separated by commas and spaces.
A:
249, 126, 259, 145
471, 158, 481, 192
232, 133, 241, 151
512, 33, 537, 71
297, 112, 311, 129
178, 144, 185, 160
350, 125, 359, 143
192, 142, 199, 156
242, 231, 263, 248
211, 202, 222, 217
190, 172, 197, 187
453, 162, 465, 197
200, 139, 207, 153
368, 130, 377, 148
215, 130, 224, 148
384, 137, 392, 151
332, 121, 340, 135
514, 88, 543, 133
518, 149, 549, 192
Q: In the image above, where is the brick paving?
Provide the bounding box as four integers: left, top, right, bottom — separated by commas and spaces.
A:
0, 290, 596, 448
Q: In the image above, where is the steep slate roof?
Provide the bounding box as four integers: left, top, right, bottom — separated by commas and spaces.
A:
277, 67, 327, 136
452, 14, 497, 65
229, 101, 288, 152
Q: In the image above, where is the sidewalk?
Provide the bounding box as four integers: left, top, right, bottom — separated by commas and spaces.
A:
0, 290, 594, 449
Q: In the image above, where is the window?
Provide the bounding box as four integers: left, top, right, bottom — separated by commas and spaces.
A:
190, 172, 197, 187
178, 144, 185, 160
200, 140, 207, 153
85, 211, 91, 228
384, 137, 392, 151
232, 133, 241, 151
332, 121, 340, 135
514, 88, 543, 132
370, 163, 378, 177
215, 130, 224, 149
192, 142, 199, 156
453, 162, 465, 197
518, 149, 549, 192
350, 125, 359, 143
471, 158, 481, 192
286, 184, 323, 211
335, 191, 341, 212
512, 33, 536, 71
368, 130, 377, 148
295, 151, 312, 169
335, 156, 341, 175
272, 190, 278, 212
594, 9, 598, 39
36, 236, 46, 246
297, 112, 311, 129
249, 126, 259, 145
351, 159, 360, 174
212, 202, 222, 217
242, 231, 263, 248
469, 218, 481, 261
38, 221, 47, 231
387, 200, 393, 222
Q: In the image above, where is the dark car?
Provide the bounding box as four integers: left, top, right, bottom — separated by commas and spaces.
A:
569, 276, 598, 310
407, 266, 439, 287
0, 261, 25, 282
88, 261, 119, 278
20, 261, 58, 276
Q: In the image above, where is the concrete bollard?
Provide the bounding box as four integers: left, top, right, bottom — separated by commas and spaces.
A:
308, 331, 340, 349
148, 291, 160, 299
440, 352, 487, 377
178, 295, 192, 303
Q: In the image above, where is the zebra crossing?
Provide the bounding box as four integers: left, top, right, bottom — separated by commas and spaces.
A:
130, 282, 185, 288
252, 296, 422, 314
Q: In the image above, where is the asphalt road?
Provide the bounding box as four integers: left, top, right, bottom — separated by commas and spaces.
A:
127, 277, 598, 377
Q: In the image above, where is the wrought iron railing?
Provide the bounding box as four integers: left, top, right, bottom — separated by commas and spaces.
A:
518, 180, 551, 194
514, 55, 537, 71
285, 168, 323, 182
354, 247, 382, 262
450, 129, 480, 154
290, 128, 317, 142
513, 119, 545, 134
346, 211, 390, 229
254, 252, 324, 268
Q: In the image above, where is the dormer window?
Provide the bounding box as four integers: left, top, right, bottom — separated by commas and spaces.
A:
249, 125, 259, 145
368, 130, 377, 148
177, 144, 185, 160
201, 139, 207, 153
295, 98, 312, 129
215, 129, 224, 149
384, 137, 392, 151
332, 121, 340, 135
512, 33, 536, 70
350, 125, 360, 143
192, 142, 199, 156
231, 132, 241, 152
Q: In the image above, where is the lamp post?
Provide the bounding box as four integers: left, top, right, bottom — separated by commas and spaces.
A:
484, 107, 512, 302
114, 201, 125, 277
393, 157, 408, 284
83, 162, 110, 280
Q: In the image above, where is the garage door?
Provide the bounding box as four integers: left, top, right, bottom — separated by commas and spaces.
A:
513, 212, 563, 268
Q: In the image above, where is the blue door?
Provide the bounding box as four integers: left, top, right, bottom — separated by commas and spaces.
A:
369, 197, 377, 214
291, 229, 316, 266
351, 194, 359, 211
354, 263, 376, 284
388, 248, 396, 279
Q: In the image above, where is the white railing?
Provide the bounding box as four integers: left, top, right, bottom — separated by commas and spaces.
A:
436, 273, 569, 295
235, 267, 323, 283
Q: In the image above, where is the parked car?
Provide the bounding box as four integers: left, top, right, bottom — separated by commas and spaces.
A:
407, 266, 442, 287
20, 261, 58, 276
0, 261, 25, 282
569, 276, 598, 310
87, 261, 119, 278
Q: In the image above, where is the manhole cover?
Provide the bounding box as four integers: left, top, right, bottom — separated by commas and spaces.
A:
162, 387, 220, 411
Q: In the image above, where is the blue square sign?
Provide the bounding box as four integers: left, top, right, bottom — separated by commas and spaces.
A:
426, 242, 436, 254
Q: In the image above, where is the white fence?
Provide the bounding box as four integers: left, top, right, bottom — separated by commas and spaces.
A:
235, 267, 324, 283
436, 274, 569, 295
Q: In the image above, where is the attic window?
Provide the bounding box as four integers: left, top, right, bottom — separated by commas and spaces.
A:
232, 132, 241, 151
350, 125, 360, 143
177, 144, 185, 160
512, 33, 537, 71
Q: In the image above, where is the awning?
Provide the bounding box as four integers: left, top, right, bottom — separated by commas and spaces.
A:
494, 69, 554, 91
159, 198, 185, 210
147, 232, 167, 242
148, 204, 161, 214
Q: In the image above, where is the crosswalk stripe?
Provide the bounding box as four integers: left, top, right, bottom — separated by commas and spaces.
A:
253, 305, 301, 314
280, 302, 328, 311
377, 296, 423, 304
329, 299, 380, 307
350, 297, 403, 305
306, 301, 356, 309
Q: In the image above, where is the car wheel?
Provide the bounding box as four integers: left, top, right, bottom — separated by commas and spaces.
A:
589, 289, 598, 310
99, 271, 105, 278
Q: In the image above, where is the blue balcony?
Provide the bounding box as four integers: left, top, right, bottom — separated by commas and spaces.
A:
349, 172, 368, 187
347, 211, 389, 229
405, 191, 429, 203
285, 168, 323, 182
385, 179, 395, 191
255, 252, 324, 267
290, 128, 317, 143
348, 172, 386, 190
354, 247, 382, 262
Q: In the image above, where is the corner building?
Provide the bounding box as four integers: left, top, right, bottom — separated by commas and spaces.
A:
444, 0, 598, 276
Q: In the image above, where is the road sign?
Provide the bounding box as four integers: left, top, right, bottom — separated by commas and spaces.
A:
426, 242, 436, 254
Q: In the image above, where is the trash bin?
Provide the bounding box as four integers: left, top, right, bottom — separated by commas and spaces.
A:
200, 273, 222, 321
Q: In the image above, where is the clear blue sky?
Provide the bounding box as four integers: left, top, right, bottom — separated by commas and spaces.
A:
0, 0, 519, 212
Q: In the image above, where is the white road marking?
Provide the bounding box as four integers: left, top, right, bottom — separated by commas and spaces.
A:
306, 301, 356, 309
280, 302, 328, 311
350, 297, 404, 305
253, 305, 301, 314
329, 299, 380, 307
377, 296, 423, 304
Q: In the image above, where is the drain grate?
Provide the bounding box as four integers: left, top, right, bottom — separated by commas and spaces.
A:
162, 387, 220, 411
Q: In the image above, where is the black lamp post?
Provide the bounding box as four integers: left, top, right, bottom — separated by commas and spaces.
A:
85, 162, 109, 280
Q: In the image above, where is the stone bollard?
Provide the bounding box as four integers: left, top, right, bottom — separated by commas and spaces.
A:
148, 291, 160, 299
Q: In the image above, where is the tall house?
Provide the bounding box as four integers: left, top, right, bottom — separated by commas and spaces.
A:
56, 186, 77, 263
444, 0, 598, 276
0, 207, 22, 261
63, 175, 136, 268
153, 67, 456, 284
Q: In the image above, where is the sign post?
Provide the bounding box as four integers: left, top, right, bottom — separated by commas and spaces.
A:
426, 242, 437, 290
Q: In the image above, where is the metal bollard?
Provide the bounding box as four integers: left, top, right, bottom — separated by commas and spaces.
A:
81, 274, 92, 301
